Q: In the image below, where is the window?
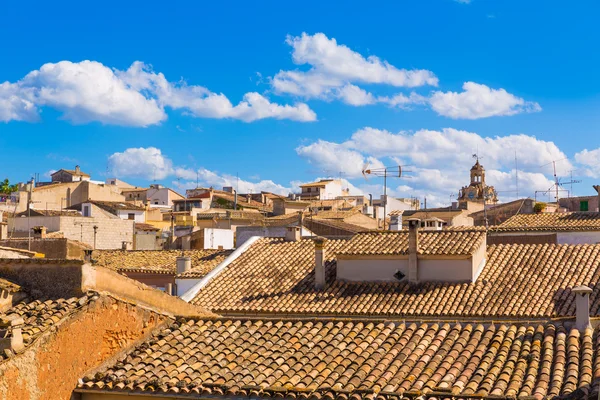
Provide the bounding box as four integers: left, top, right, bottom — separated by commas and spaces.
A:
82, 205, 90, 217
128, 213, 135, 220
154, 201, 159, 205
580, 200, 589, 212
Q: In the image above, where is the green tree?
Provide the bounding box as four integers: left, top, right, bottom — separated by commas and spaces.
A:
0, 179, 18, 194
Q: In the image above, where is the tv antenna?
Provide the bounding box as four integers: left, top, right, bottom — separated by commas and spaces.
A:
361, 164, 412, 230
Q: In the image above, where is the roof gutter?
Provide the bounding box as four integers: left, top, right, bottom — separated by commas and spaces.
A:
180, 236, 261, 302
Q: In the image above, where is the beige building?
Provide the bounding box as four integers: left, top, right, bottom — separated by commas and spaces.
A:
16, 180, 125, 212
9, 205, 135, 250
49, 165, 90, 183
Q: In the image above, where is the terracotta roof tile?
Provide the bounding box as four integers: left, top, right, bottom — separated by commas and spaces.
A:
0, 292, 94, 361
192, 239, 600, 319
78, 318, 597, 399
93, 249, 231, 275
493, 212, 600, 232
338, 229, 486, 256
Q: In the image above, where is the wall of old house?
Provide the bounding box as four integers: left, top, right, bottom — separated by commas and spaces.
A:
9, 216, 134, 250
0, 295, 169, 400
487, 233, 557, 245
337, 255, 477, 283
0, 238, 88, 259
31, 181, 125, 211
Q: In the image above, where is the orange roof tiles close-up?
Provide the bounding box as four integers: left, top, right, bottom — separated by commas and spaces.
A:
191, 237, 600, 319
93, 249, 231, 275
337, 229, 486, 256
78, 318, 597, 399
493, 212, 600, 232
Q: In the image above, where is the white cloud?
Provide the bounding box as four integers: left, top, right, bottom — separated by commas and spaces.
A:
296, 140, 385, 178
335, 84, 377, 106
108, 147, 174, 180
0, 82, 38, 122
455, 0, 472, 4
0, 60, 316, 126
109, 147, 292, 195
296, 127, 571, 206
574, 148, 600, 178
272, 33, 437, 101
429, 82, 541, 119
120, 62, 316, 122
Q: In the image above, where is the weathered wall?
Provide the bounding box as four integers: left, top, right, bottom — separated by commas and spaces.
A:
134, 233, 157, 250
0, 295, 169, 400
487, 232, 557, 245
31, 181, 124, 211
557, 231, 600, 245
122, 272, 174, 292
0, 238, 88, 259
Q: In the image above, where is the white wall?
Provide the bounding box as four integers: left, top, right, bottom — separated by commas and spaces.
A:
236, 226, 313, 246
116, 210, 145, 223
337, 258, 409, 282
557, 231, 600, 245
202, 228, 234, 249
337, 256, 478, 283
175, 278, 200, 296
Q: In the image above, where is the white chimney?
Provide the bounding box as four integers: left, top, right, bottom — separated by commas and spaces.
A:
285, 226, 301, 242
176, 256, 192, 275
407, 218, 420, 283
572, 285, 593, 331
314, 237, 326, 289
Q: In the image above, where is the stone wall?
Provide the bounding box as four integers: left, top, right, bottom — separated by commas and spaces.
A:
9, 216, 134, 250
0, 295, 169, 400
0, 238, 88, 259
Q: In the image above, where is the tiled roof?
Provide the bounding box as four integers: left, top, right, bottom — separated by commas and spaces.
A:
307, 218, 370, 235
0, 277, 20, 293
192, 240, 600, 319
52, 168, 90, 177
338, 229, 486, 256
15, 209, 80, 217
1, 292, 94, 361
93, 249, 231, 275
176, 251, 233, 279
493, 212, 600, 232
69, 200, 146, 214
78, 318, 597, 399
134, 222, 160, 232
309, 210, 361, 220
299, 179, 334, 188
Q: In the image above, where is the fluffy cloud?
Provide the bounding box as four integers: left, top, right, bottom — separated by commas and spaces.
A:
296, 140, 385, 178
296, 127, 571, 206
120, 62, 316, 122
0, 60, 316, 126
108, 147, 174, 180
0, 82, 38, 122
429, 82, 542, 119
109, 147, 292, 195
574, 148, 600, 177
272, 33, 438, 101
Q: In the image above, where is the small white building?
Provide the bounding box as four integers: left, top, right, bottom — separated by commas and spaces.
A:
298, 179, 347, 200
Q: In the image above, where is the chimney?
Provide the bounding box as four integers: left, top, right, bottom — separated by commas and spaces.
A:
285, 226, 301, 242
407, 218, 420, 283
594, 185, 600, 212
572, 285, 593, 331
176, 256, 192, 275
33, 226, 47, 239
0, 315, 25, 356
83, 249, 93, 263
247, 194, 251, 203
314, 237, 326, 289
75, 165, 81, 174
297, 211, 304, 227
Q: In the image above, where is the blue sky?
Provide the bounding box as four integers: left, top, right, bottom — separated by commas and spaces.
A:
1, 0, 600, 206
